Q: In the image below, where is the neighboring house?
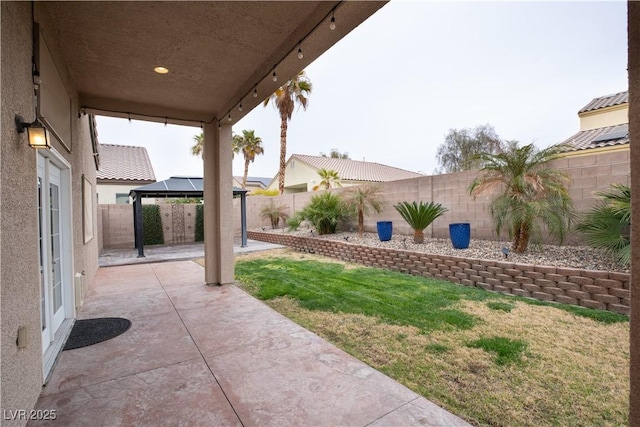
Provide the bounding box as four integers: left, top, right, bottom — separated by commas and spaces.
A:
97, 144, 157, 204
560, 91, 629, 155
267, 154, 423, 193
232, 176, 271, 193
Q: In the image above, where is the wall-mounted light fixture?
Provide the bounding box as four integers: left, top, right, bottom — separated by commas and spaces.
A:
15, 115, 50, 149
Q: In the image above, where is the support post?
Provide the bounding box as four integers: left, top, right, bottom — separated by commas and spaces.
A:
629, 2, 639, 424
133, 193, 144, 258
241, 191, 247, 248
203, 121, 234, 285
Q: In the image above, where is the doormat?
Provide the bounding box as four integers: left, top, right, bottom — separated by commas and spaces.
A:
63, 317, 132, 351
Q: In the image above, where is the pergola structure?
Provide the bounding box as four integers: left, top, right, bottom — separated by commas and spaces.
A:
129, 177, 248, 257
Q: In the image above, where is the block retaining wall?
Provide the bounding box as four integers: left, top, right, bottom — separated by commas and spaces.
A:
248, 231, 630, 315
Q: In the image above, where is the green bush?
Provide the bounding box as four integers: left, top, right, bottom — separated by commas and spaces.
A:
195, 204, 204, 242
576, 183, 630, 265
300, 191, 351, 235
142, 204, 164, 245
286, 214, 303, 232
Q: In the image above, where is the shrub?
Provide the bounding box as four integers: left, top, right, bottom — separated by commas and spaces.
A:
286, 214, 303, 232
576, 183, 630, 265
250, 189, 279, 197
299, 191, 351, 235
394, 201, 448, 243
259, 201, 289, 229
195, 204, 204, 242
171, 197, 201, 204
142, 204, 164, 245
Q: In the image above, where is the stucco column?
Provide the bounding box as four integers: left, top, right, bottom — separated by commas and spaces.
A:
203, 121, 234, 285
630, 2, 640, 424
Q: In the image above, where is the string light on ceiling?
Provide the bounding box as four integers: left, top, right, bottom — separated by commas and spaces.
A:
218, 2, 341, 126
81, 3, 342, 127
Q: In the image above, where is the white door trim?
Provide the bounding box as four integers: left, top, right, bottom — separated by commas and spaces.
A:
37, 148, 75, 381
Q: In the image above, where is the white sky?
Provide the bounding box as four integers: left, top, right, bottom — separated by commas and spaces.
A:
96, 0, 628, 182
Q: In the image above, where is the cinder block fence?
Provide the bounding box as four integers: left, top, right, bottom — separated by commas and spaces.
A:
247, 231, 630, 315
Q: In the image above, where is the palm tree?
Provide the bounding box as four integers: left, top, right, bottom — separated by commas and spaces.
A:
263, 70, 312, 194
343, 186, 384, 236
468, 142, 573, 253
191, 131, 243, 159
394, 201, 448, 244
191, 132, 204, 157
576, 183, 631, 265
259, 201, 289, 229
232, 133, 243, 159
236, 130, 264, 188
320, 148, 350, 159
316, 168, 342, 190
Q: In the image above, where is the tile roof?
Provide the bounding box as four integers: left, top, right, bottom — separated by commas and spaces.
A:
97, 144, 156, 183
560, 124, 629, 152
291, 154, 422, 182
578, 91, 628, 114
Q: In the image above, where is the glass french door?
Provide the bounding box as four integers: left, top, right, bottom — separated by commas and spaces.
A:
38, 156, 66, 354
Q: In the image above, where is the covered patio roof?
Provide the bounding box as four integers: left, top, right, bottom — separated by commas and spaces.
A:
33, 1, 387, 284
130, 177, 248, 257
37, 1, 386, 126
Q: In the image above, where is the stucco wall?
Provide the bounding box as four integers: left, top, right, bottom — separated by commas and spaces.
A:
1, 3, 45, 418
36, 0, 99, 340
1, 3, 99, 422
234, 149, 630, 246
579, 105, 629, 131
97, 183, 156, 205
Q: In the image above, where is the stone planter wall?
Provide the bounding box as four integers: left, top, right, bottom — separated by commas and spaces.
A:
247, 231, 630, 315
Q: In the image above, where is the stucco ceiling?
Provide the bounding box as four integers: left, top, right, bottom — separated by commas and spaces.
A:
37, 1, 386, 126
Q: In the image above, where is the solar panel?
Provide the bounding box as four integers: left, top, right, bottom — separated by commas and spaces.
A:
592, 124, 629, 144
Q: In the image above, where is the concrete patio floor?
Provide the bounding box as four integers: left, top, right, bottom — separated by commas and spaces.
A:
98, 239, 285, 267
31, 260, 471, 426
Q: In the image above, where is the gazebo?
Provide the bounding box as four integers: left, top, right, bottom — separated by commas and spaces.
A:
129, 177, 248, 257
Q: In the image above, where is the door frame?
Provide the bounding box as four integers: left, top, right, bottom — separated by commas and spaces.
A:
37, 147, 75, 380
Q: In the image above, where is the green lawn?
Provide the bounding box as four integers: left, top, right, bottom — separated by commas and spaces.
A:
234, 250, 629, 427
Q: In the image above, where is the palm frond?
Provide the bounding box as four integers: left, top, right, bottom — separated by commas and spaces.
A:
469, 141, 573, 252
394, 201, 448, 231
576, 184, 631, 265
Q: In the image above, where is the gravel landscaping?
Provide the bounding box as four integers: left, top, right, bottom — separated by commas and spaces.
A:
255, 227, 628, 273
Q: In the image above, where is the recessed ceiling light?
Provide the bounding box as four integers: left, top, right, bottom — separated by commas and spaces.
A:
154, 66, 169, 74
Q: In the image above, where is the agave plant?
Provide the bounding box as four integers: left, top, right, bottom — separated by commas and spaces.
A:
394, 201, 448, 243
575, 183, 630, 265
259, 201, 289, 229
